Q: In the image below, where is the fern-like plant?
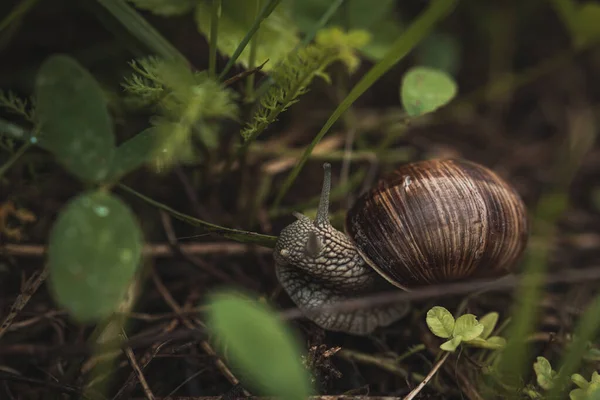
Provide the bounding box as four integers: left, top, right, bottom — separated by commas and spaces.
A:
241, 27, 369, 143
122, 57, 239, 170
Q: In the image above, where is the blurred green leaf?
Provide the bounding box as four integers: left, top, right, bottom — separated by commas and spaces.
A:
400, 66, 458, 116
195, 0, 298, 71
572, 373, 590, 389
465, 336, 506, 350
454, 314, 483, 341
426, 306, 455, 338
126, 0, 196, 16
574, 3, 600, 47
107, 128, 162, 181
48, 191, 143, 322
35, 54, 115, 183
207, 291, 312, 400
479, 312, 499, 340
534, 356, 556, 390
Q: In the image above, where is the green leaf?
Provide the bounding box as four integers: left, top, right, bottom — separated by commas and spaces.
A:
572, 3, 600, 48
479, 312, 499, 340
48, 191, 143, 322
465, 336, 506, 350
570, 388, 588, 400
585, 348, 600, 361
440, 336, 462, 352
426, 306, 455, 338
127, 0, 196, 16
533, 356, 556, 390
572, 374, 590, 389
195, 0, 299, 71
485, 336, 507, 348
107, 128, 162, 181
35, 54, 115, 183
206, 291, 313, 400
400, 65, 457, 117
592, 372, 600, 384
453, 314, 484, 341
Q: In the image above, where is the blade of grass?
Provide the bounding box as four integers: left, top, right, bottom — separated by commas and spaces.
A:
245, 0, 262, 101
218, 0, 282, 80
272, 0, 458, 208
0, 0, 39, 34
209, 0, 221, 77
95, 0, 188, 64
0, 141, 33, 178
117, 183, 277, 248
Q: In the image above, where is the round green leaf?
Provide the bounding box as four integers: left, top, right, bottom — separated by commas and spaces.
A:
400, 66, 457, 116
207, 291, 313, 400
35, 54, 115, 183
571, 373, 588, 390
48, 191, 143, 322
440, 336, 462, 352
534, 356, 556, 390
479, 312, 499, 339
426, 306, 455, 338
453, 314, 484, 341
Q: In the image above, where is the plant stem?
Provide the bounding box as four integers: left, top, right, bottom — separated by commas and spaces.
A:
0, 141, 32, 178
208, 0, 221, 77
403, 352, 450, 400
218, 0, 282, 80
117, 183, 278, 248
245, 0, 261, 101
95, 0, 188, 65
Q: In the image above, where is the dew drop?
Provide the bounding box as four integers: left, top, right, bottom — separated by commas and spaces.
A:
120, 249, 132, 263
94, 206, 109, 217
30, 136, 38, 144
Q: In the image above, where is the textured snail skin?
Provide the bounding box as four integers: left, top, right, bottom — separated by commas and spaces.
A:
274, 213, 409, 335
346, 159, 529, 289
274, 159, 528, 335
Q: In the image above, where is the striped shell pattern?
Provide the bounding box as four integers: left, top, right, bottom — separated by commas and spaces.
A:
345, 159, 529, 290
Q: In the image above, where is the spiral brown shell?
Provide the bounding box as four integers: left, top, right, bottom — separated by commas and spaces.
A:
345, 159, 529, 290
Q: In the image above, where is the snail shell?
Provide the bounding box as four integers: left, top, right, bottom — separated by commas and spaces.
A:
345, 159, 529, 290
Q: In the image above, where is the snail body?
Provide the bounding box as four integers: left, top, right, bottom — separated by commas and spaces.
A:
274, 159, 529, 335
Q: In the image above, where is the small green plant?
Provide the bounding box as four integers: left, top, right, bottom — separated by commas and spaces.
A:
400, 66, 457, 117
34, 55, 150, 322
530, 356, 600, 400
426, 306, 506, 352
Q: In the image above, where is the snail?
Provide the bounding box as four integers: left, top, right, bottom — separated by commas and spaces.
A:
274, 158, 529, 335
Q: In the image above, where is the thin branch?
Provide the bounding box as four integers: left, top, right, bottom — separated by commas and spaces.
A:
121, 332, 155, 400
1, 242, 271, 258
0, 265, 49, 340
150, 268, 250, 395
403, 352, 450, 400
